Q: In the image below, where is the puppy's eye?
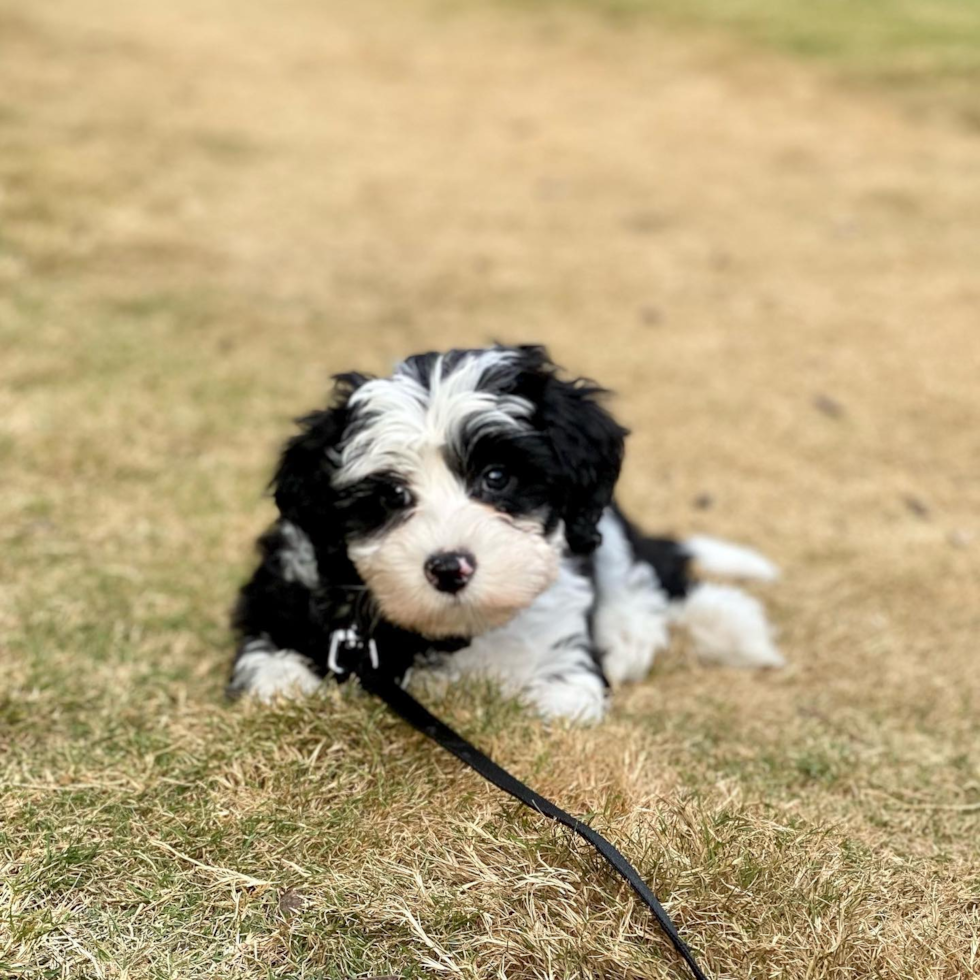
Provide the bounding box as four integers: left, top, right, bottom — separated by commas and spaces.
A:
481, 466, 512, 492
381, 483, 412, 510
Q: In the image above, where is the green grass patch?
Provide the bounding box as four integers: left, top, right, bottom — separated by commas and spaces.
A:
525, 0, 980, 122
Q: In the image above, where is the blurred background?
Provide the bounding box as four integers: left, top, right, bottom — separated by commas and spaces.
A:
2, 1, 978, 976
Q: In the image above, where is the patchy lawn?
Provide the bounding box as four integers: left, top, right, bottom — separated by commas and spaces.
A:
530, 0, 980, 124
2, 0, 978, 977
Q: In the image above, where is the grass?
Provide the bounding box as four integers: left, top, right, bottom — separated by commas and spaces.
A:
2, 0, 980, 977
524, 0, 980, 123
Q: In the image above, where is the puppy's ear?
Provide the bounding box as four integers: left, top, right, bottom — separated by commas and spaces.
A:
271, 373, 365, 544
516, 346, 628, 555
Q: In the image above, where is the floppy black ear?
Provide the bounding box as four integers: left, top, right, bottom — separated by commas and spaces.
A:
515, 347, 628, 555
271, 374, 365, 547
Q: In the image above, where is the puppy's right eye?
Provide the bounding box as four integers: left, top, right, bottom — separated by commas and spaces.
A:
381, 483, 412, 511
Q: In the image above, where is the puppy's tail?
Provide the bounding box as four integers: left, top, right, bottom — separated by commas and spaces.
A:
683, 535, 780, 582
673, 536, 784, 668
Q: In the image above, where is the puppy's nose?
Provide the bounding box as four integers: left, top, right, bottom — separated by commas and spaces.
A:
424, 551, 477, 594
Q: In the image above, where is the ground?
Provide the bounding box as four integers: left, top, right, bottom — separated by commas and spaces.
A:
1, 0, 978, 977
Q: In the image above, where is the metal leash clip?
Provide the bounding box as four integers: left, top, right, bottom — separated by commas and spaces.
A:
327, 626, 379, 676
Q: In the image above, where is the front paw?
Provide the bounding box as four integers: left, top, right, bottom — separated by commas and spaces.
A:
228, 645, 323, 703
525, 671, 608, 724
594, 602, 670, 686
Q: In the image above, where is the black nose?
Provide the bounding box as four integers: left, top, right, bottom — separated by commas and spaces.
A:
424, 551, 477, 594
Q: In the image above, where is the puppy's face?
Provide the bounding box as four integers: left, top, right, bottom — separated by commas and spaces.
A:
274, 346, 626, 640
336, 351, 562, 637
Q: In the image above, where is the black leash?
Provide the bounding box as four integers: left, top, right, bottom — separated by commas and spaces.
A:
344, 652, 712, 980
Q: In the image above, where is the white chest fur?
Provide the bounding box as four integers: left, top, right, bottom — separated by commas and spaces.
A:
413, 559, 608, 722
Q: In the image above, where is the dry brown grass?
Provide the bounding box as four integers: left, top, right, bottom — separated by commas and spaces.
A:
1, 0, 978, 977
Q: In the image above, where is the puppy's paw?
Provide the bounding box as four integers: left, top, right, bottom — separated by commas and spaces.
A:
228, 642, 323, 702
594, 600, 670, 686
525, 671, 608, 724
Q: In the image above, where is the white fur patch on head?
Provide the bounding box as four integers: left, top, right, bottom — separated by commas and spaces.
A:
336, 349, 533, 486
349, 448, 561, 637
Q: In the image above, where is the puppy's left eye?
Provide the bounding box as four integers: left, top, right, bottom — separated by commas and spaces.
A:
481, 466, 512, 492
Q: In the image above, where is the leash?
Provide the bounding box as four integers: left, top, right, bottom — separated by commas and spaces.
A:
330, 628, 712, 980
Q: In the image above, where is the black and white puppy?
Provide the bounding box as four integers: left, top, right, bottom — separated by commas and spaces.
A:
230, 345, 782, 722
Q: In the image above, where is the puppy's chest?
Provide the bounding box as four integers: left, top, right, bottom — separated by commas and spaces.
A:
413, 559, 595, 691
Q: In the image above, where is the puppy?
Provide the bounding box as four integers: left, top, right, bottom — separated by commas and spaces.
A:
229, 345, 782, 722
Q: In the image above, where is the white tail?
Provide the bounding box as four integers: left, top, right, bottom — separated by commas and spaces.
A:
683, 535, 780, 582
